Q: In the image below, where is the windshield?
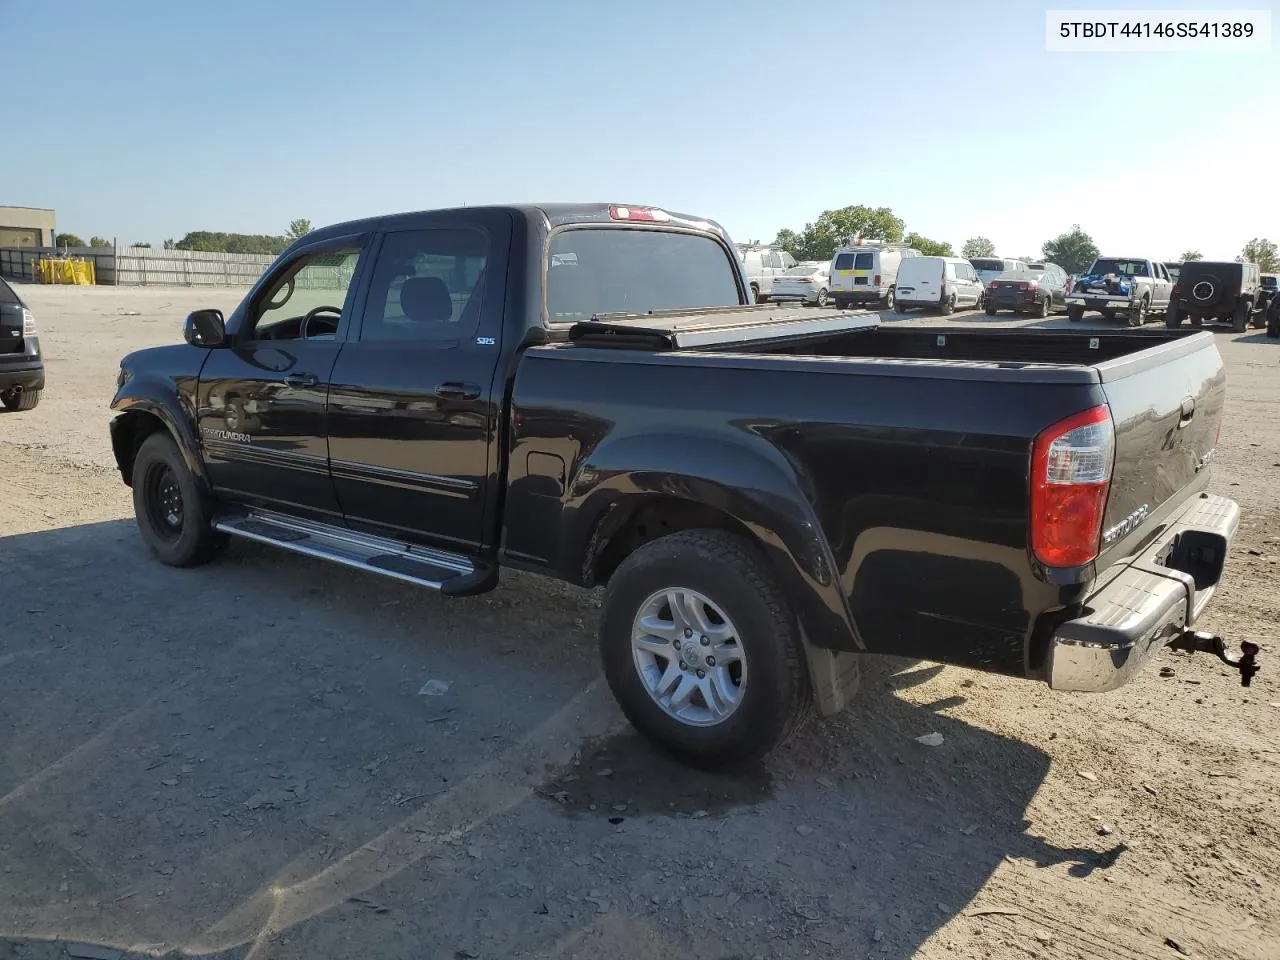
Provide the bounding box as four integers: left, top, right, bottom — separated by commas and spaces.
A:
546, 228, 741, 321
1090, 258, 1149, 277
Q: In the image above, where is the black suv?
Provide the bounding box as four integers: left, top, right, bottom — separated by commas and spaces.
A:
1166, 260, 1262, 332
0, 277, 44, 411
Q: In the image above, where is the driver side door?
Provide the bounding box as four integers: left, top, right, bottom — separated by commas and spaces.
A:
197, 235, 369, 521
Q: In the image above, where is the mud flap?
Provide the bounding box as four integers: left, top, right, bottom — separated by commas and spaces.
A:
801, 626, 862, 716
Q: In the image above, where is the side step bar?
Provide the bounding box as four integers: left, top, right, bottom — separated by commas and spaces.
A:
213, 508, 495, 596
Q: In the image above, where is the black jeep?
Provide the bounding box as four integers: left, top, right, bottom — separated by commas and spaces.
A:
1166, 260, 1262, 332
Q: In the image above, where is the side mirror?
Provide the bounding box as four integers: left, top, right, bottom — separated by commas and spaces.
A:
184, 309, 227, 347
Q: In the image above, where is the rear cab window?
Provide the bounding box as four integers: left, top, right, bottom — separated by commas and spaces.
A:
546, 228, 742, 322
0, 278, 22, 305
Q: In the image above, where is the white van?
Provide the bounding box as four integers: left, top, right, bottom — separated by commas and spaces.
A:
830, 242, 921, 310
894, 256, 986, 314
737, 245, 797, 302
968, 257, 1029, 287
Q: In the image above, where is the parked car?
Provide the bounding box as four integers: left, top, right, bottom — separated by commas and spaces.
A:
737, 245, 796, 303
969, 257, 1030, 287
830, 241, 921, 310
1165, 260, 1262, 332
1066, 257, 1173, 326
986, 262, 1069, 318
893, 256, 984, 314
770, 262, 831, 306
109, 202, 1246, 769
0, 277, 43, 411
1258, 272, 1278, 312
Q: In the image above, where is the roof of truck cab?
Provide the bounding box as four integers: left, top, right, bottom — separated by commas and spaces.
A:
300, 203, 728, 243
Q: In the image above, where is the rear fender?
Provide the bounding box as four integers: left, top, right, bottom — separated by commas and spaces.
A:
563, 432, 863, 664
110, 383, 207, 492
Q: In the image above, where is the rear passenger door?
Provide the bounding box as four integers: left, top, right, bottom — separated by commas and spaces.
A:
1152, 262, 1173, 307
326, 211, 512, 555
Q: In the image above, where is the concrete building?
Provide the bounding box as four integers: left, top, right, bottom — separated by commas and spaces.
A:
0, 206, 57, 247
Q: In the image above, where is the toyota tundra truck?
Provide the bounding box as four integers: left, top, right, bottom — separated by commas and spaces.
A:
108, 203, 1252, 769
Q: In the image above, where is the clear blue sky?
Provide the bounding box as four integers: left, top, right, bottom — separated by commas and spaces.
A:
5, 0, 1276, 259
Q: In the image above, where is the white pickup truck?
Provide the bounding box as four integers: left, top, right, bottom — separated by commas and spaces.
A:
1066, 257, 1174, 326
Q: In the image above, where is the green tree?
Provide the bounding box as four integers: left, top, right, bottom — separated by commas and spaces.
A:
773, 228, 802, 259
286, 218, 313, 240
905, 232, 954, 257
1179, 250, 1203, 261
133, 242, 152, 248
961, 237, 996, 258
163, 239, 176, 250
1041, 225, 1100, 275
88, 236, 111, 248
173, 231, 290, 255
774, 205, 904, 262
1239, 238, 1279, 272
54, 233, 85, 248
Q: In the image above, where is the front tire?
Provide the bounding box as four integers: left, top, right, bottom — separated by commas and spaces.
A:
132, 432, 225, 567
883, 288, 895, 310
1165, 308, 1183, 329
984, 305, 997, 316
600, 530, 812, 769
0, 388, 40, 411
750, 283, 760, 304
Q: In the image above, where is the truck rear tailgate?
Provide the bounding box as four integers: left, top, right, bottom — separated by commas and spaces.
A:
1092, 334, 1226, 571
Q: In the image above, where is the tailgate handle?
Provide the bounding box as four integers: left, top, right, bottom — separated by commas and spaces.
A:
1179, 396, 1196, 426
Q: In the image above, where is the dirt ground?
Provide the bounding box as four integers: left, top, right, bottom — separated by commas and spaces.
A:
1, 283, 1277, 960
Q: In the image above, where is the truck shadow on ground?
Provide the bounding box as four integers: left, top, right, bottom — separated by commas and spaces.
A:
0, 521, 1122, 960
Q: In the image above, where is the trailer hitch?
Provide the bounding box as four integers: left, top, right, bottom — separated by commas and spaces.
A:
1165, 630, 1260, 687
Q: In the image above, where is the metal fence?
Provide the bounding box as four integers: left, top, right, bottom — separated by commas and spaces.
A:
114, 247, 276, 286
0, 246, 117, 284
0, 245, 277, 287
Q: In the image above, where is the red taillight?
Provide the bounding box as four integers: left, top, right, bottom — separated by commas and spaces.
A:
1173, 281, 1183, 295
798, 278, 811, 283
873, 274, 881, 286
609, 205, 671, 222
1030, 405, 1115, 568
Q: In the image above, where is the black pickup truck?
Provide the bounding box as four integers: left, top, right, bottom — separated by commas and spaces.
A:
109, 203, 1253, 768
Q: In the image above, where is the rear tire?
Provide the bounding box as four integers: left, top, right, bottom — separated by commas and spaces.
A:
1231, 299, 1249, 333
1165, 308, 1183, 329
883, 288, 896, 310
750, 283, 760, 304
0, 388, 40, 411
131, 432, 226, 568
984, 305, 997, 316
600, 530, 813, 769
1126, 298, 1148, 327
940, 293, 956, 315
1067, 305, 1084, 322
1038, 296, 1051, 319
894, 301, 908, 314
815, 287, 829, 308
1101, 309, 1116, 321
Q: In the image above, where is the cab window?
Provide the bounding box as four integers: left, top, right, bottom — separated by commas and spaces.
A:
250, 247, 363, 341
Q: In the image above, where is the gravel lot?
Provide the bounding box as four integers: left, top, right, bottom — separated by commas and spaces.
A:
2, 284, 1277, 960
